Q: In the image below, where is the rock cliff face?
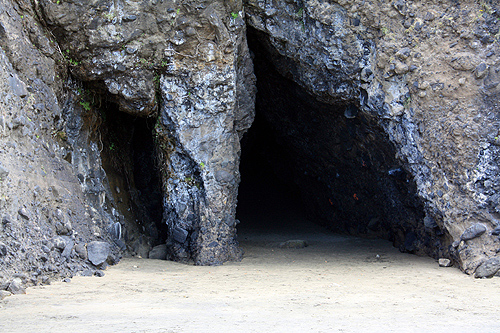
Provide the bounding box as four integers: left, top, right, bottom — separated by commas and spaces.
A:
0, 0, 499, 285
244, 0, 500, 274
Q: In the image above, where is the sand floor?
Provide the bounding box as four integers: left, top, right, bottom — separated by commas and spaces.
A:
1, 221, 500, 332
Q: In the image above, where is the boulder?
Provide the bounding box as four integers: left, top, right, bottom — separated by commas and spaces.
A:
87, 241, 110, 266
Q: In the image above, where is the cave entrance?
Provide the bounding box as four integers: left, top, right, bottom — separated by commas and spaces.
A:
98, 100, 166, 255
237, 29, 426, 253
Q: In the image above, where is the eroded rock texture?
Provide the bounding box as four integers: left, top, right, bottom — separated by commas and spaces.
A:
245, 0, 500, 273
38, 0, 256, 264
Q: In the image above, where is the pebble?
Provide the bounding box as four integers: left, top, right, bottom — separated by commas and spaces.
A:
491, 226, 500, 236
62, 278, 71, 283
461, 223, 486, 241
438, 258, 452, 267
0, 242, 7, 256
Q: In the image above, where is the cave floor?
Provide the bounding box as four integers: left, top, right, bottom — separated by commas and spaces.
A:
2, 215, 500, 332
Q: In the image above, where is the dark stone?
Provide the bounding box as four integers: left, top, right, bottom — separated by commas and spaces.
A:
492, 226, 500, 236
424, 216, 438, 229
94, 270, 105, 277
114, 239, 126, 250
87, 241, 110, 266
461, 223, 487, 241
0, 165, 8, 181
474, 257, 500, 278
0, 242, 7, 256
173, 227, 188, 243
63, 278, 71, 283
2, 215, 12, 225
344, 104, 358, 118
123, 15, 137, 22
149, 244, 167, 260
403, 232, 417, 252
106, 254, 119, 265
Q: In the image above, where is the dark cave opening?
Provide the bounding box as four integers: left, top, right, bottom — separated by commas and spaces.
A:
238, 28, 427, 252
98, 100, 166, 249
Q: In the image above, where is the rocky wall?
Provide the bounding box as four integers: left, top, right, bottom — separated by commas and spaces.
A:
2, 0, 499, 278
245, 0, 500, 275
0, 0, 124, 296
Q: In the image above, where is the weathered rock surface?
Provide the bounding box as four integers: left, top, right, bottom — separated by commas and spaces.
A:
87, 241, 111, 266
474, 257, 500, 279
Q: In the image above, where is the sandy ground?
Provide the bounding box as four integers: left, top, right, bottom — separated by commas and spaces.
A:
2, 176, 500, 333
2, 220, 500, 332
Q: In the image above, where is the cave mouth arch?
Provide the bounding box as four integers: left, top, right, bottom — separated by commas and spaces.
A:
236, 29, 426, 253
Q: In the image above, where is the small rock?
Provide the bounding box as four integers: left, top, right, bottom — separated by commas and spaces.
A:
7, 278, 25, 294
87, 241, 110, 266
2, 215, 12, 225
61, 239, 74, 259
461, 223, 487, 241
0, 242, 7, 256
278, 240, 308, 249
396, 47, 411, 60
474, 257, 500, 278
74, 243, 87, 259
80, 269, 93, 277
41, 276, 50, 285
0, 165, 8, 181
438, 258, 452, 267
18, 207, 30, 220
53, 236, 66, 250
94, 270, 105, 277
62, 278, 71, 283
8, 73, 28, 97
0, 290, 12, 300
173, 227, 188, 244
492, 226, 500, 236
474, 63, 488, 79
344, 104, 358, 119
149, 244, 167, 260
